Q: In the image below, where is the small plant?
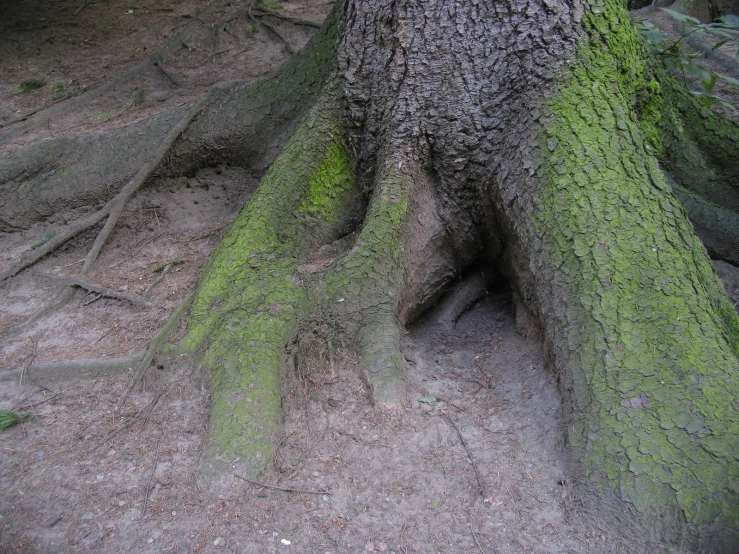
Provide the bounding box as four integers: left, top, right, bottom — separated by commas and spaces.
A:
13, 78, 45, 94
637, 10, 739, 110
257, 0, 283, 10
91, 111, 115, 122
51, 84, 68, 101
123, 89, 145, 110
0, 410, 35, 431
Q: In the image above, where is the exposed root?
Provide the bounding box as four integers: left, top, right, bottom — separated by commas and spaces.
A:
245, 2, 295, 55
321, 151, 419, 405
251, 7, 321, 28
79, 95, 211, 277
434, 271, 489, 331
0, 96, 209, 285
184, 83, 357, 482
0, 206, 111, 283
119, 292, 194, 407
0, 353, 146, 384
0, 0, 229, 140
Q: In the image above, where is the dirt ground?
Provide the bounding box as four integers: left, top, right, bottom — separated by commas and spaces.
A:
1, 2, 738, 553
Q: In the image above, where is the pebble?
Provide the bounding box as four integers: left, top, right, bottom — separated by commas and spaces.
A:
213, 537, 225, 547
281, 539, 291, 545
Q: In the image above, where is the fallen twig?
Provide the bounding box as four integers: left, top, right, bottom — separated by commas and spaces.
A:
19, 340, 38, 386
141, 439, 162, 518
234, 473, 330, 495
143, 264, 171, 299
36, 272, 150, 307
12, 391, 64, 412
443, 414, 486, 496
470, 524, 487, 554
92, 323, 120, 345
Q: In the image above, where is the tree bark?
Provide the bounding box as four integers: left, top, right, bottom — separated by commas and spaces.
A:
2, 0, 738, 549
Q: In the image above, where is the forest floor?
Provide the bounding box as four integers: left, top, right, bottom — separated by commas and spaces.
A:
1, 2, 738, 553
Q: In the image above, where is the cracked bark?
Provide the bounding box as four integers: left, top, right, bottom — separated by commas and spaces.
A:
2, 0, 738, 549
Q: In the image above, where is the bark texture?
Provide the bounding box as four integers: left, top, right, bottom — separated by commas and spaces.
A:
3, 0, 739, 549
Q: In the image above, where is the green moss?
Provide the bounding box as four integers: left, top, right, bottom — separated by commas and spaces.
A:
321, 162, 411, 404
537, 0, 739, 533
185, 89, 358, 479
300, 142, 355, 223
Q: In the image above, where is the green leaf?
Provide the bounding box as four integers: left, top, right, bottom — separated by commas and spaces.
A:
663, 56, 682, 71
660, 8, 700, 25
712, 39, 729, 50
716, 72, 739, 87
702, 72, 717, 92
418, 396, 438, 404
686, 61, 701, 77
0, 410, 18, 430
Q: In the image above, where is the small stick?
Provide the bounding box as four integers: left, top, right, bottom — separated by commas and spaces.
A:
82, 293, 103, 307
12, 391, 64, 412
234, 473, 330, 495
37, 272, 150, 307
143, 264, 171, 298
399, 523, 409, 554
470, 525, 487, 554
92, 323, 119, 345
19, 341, 38, 386
443, 414, 485, 496
141, 439, 162, 518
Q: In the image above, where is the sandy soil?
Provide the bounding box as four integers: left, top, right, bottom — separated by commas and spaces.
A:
1, 2, 738, 554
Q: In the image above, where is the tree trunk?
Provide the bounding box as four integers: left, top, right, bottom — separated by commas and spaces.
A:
3, 0, 738, 549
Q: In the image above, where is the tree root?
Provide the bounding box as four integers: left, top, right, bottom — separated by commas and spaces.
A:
119, 292, 194, 407
0, 353, 146, 384
80, 95, 211, 277
0, 0, 229, 141
251, 7, 321, 29
184, 83, 356, 482
0, 206, 111, 283
0, 95, 207, 285
245, 2, 294, 55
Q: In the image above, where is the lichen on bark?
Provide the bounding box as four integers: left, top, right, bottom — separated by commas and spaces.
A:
182, 85, 358, 481
534, 0, 739, 543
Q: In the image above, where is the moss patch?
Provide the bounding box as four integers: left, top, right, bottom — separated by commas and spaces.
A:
537, 0, 739, 535
184, 89, 358, 480
300, 142, 355, 224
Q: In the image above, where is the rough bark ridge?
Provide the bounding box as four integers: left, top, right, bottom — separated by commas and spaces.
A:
2, 0, 739, 549
333, 0, 739, 548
